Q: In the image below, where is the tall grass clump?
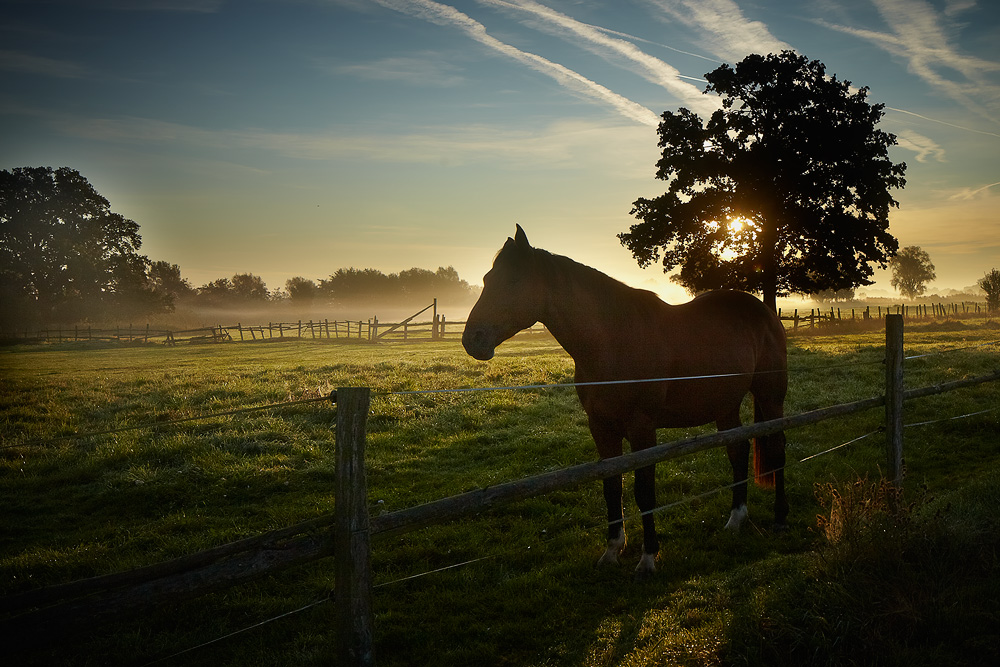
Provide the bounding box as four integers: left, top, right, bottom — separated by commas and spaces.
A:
725, 473, 1000, 666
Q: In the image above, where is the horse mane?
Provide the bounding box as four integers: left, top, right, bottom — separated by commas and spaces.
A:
528, 246, 666, 315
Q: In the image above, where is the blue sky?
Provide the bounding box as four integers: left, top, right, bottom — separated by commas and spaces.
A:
2, 0, 998, 304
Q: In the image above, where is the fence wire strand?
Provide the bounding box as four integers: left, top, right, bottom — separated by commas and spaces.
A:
140, 595, 331, 667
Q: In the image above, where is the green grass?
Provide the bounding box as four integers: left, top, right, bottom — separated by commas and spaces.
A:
1, 326, 998, 666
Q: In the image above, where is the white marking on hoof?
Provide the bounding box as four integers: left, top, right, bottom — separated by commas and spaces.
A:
724, 504, 748, 531
634, 553, 657, 577
598, 532, 626, 566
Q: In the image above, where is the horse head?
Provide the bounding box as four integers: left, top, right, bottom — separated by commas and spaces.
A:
463, 225, 545, 361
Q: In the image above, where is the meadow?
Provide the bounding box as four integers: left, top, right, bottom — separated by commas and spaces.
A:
1, 321, 998, 666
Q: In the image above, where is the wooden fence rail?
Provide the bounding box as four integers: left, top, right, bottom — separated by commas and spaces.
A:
2, 316, 998, 661
778, 300, 990, 329
4, 299, 990, 344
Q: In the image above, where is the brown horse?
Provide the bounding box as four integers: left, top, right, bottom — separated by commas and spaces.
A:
462, 225, 788, 576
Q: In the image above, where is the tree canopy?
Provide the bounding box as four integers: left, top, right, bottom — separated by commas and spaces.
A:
889, 246, 936, 300
0, 166, 168, 324
620, 51, 907, 310
978, 269, 1000, 313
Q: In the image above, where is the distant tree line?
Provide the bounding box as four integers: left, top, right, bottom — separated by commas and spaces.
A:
164, 265, 479, 309
3, 164, 997, 328
0, 167, 477, 327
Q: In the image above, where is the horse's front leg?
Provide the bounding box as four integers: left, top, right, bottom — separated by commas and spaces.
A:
591, 420, 626, 566
598, 474, 626, 565
628, 427, 659, 577
720, 412, 750, 531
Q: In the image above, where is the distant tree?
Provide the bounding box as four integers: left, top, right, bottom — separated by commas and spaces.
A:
230, 273, 269, 301
812, 287, 857, 303
0, 166, 167, 324
399, 266, 476, 303
285, 276, 319, 304
196, 277, 234, 306
979, 268, 1000, 313
320, 268, 398, 304
148, 261, 195, 301
890, 246, 936, 300
621, 51, 906, 311
196, 274, 269, 306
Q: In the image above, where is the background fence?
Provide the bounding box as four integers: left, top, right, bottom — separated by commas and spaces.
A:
2, 299, 991, 344
1, 316, 997, 664
778, 300, 989, 329
0, 318, 549, 346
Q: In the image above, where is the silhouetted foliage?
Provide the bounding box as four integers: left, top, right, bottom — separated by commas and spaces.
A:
195, 273, 270, 306
148, 261, 196, 301
285, 276, 319, 304
319, 266, 476, 306
621, 51, 906, 311
811, 287, 857, 303
890, 246, 936, 300
0, 166, 171, 325
978, 268, 1000, 312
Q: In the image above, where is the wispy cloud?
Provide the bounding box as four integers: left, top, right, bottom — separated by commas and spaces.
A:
818, 0, 1000, 123
0, 49, 91, 79
948, 181, 1000, 201
332, 54, 465, 87
370, 0, 660, 126
887, 107, 1000, 139
641, 0, 793, 63
894, 129, 947, 162
477, 0, 720, 116
27, 104, 654, 171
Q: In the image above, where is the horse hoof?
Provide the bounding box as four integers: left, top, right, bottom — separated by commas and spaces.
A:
597, 534, 626, 566
633, 553, 657, 580
772, 521, 789, 533
724, 504, 748, 531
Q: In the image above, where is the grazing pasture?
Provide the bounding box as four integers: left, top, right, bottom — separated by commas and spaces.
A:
1, 323, 998, 666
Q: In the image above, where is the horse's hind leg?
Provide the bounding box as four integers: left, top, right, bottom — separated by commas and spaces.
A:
719, 411, 750, 531
753, 383, 789, 527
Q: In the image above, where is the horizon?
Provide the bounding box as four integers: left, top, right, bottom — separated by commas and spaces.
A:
2, 0, 998, 302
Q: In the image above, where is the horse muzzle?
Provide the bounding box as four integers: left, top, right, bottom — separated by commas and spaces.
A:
462, 325, 498, 361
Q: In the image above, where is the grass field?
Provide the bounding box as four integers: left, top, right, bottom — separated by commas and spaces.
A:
1, 321, 999, 666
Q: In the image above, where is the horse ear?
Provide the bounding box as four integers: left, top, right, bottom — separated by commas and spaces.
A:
514, 224, 530, 249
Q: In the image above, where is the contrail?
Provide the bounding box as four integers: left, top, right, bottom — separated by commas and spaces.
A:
887, 107, 1000, 139
372, 0, 660, 126
479, 0, 718, 115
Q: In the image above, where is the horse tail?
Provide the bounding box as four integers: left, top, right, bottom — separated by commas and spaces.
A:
752, 401, 784, 488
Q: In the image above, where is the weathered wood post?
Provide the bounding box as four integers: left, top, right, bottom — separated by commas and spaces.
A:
334, 387, 375, 666
431, 298, 438, 340
884, 314, 904, 487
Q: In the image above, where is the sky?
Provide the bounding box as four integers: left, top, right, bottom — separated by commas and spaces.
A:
2, 0, 999, 306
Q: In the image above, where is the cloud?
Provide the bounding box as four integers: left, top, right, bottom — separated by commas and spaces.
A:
477, 0, 720, 116
894, 129, 947, 162
35, 105, 656, 172
0, 49, 91, 79
948, 181, 1000, 201
886, 107, 1000, 139
641, 0, 793, 63
818, 0, 1000, 122
332, 54, 465, 87
370, 0, 661, 126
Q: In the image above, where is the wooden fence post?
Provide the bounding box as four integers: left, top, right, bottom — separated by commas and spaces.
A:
884, 314, 904, 487
334, 387, 375, 666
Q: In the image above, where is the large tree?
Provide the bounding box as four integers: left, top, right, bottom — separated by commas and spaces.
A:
889, 245, 936, 300
0, 166, 166, 324
621, 51, 907, 310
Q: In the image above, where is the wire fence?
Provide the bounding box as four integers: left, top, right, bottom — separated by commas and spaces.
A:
3, 327, 998, 664
140, 392, 998, 666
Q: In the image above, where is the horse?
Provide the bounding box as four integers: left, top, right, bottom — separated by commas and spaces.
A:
462, 225, 788, 576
